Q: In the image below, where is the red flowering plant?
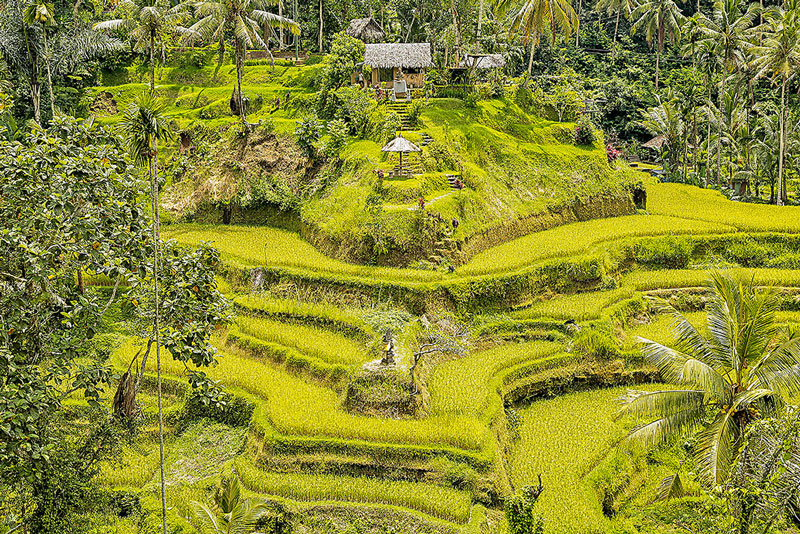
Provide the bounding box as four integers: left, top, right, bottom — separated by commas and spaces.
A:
606, 144, 622, 163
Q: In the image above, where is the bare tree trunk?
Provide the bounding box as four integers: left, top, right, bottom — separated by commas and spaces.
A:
279, 0, 284, 49
43, 30, 55, 119
149, 33, 155, 93
318, 0, 323, 53
527, 40, 535, 77
655, 49, 660, 90
705, 75, 712, 187
716, 70, 726, 187
150, 135, 167, 534
575, 0, 582, 47
23, 23, 41, 125
777, 76, 786, 206
477, 0, 484, 48
235, 39, 247, 125
612, 10, 620, 59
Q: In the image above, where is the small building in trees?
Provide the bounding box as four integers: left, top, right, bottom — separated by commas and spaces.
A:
458, 53, 506, 70
364, 43, 433, 95
345, 17, 386, 43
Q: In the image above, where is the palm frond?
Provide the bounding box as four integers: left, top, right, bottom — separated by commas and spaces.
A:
694, 409, 742, 485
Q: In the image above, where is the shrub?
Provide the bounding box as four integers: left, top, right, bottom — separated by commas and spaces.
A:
633, 235, 693, 268
573, 328, 620, 360
724, 238, 769, 267
295, 115, 322, 159
574, 113, 598, 145
381, 112, 401, 143
463, 91, 479, 108
505, 488, 545, 534
181, 392, 255, 427
406, 99, 425, 128
332, 86, 375, 137
322, 119, 349, 159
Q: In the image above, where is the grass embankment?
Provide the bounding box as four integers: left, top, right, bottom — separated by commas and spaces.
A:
510, 386, 665, 534
108, 338, 491, 454
93, 62, 314, 134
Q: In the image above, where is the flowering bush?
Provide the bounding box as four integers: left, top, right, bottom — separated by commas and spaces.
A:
606, 144, 622, 163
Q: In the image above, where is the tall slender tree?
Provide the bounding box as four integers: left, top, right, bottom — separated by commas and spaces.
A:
751, 0, 800, 205
700, 0, 758, 186
23, 0, 55, 119
121, 92, 172, 534
597, 0, 637, 58
630, 0, 684, 89
511, 0, 579, 76
182, 0, 298, 125
93, 0, 185, 93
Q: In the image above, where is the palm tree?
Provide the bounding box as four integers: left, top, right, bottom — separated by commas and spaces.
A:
23, 0, 55, 119
511, 0, 579, 76
190, 472, 267, 534
93, 0, 185, 93
630, 0, 684, 89
639, 94, 685, 176
120, 92, 172, 534
619, 271, 800, 485
700, 0, 758, 187
183, 0, 298, 126
597, 0, 638, 58
751, 0, 800, 206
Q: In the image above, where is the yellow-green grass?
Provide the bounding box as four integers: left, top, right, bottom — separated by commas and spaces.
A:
625, 268, 800, 291
235, 315, 368, 365
512, 287, 636, 321
99, 438, 162, 488
510, 386, 663, 534
457, 214, 733, 275
162, 224, 444, 283
428, 341, 562, 416
234, 457, 472, 523
233, 294, 373, 337
624, 312, 706, 348
109, 339, 490, 452
649, 183, 800, 233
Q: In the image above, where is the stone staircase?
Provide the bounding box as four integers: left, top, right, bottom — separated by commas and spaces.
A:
420, 133, 433, 147
387, 101, 412, 129
445, 173, 464, 189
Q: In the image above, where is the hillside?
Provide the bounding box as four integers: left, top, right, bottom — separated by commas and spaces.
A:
90, 60, 641, 267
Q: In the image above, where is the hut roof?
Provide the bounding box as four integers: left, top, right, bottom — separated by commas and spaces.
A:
364, 43, 433, 69
346, 17, 386, 43
381, 134, 421, 153
460, 54, 506, 69
642, 135, 666, 149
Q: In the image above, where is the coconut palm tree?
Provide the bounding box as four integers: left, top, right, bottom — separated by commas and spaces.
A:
120, 92, 172, 534
597, 0, 638, 58
630, 0, 684, 90
190, 472, 267, 534
93, 0, 186, 93
510, 0, 578, 76
23, 0, 55, 119
619, 271, 800, 485
750, 0, 800, 206
182, 0, 298, 126
639, 94, 685, 176
700, 0, 758, 187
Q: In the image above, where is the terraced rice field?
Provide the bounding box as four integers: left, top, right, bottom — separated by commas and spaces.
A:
510, 386, 663, 534
102, 182, 800, 533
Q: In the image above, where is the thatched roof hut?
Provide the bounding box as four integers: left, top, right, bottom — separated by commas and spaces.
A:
346, 17, 386, 43
364, 43, 433, 69
642, 135, 666, 149
459, 54, 506, 69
